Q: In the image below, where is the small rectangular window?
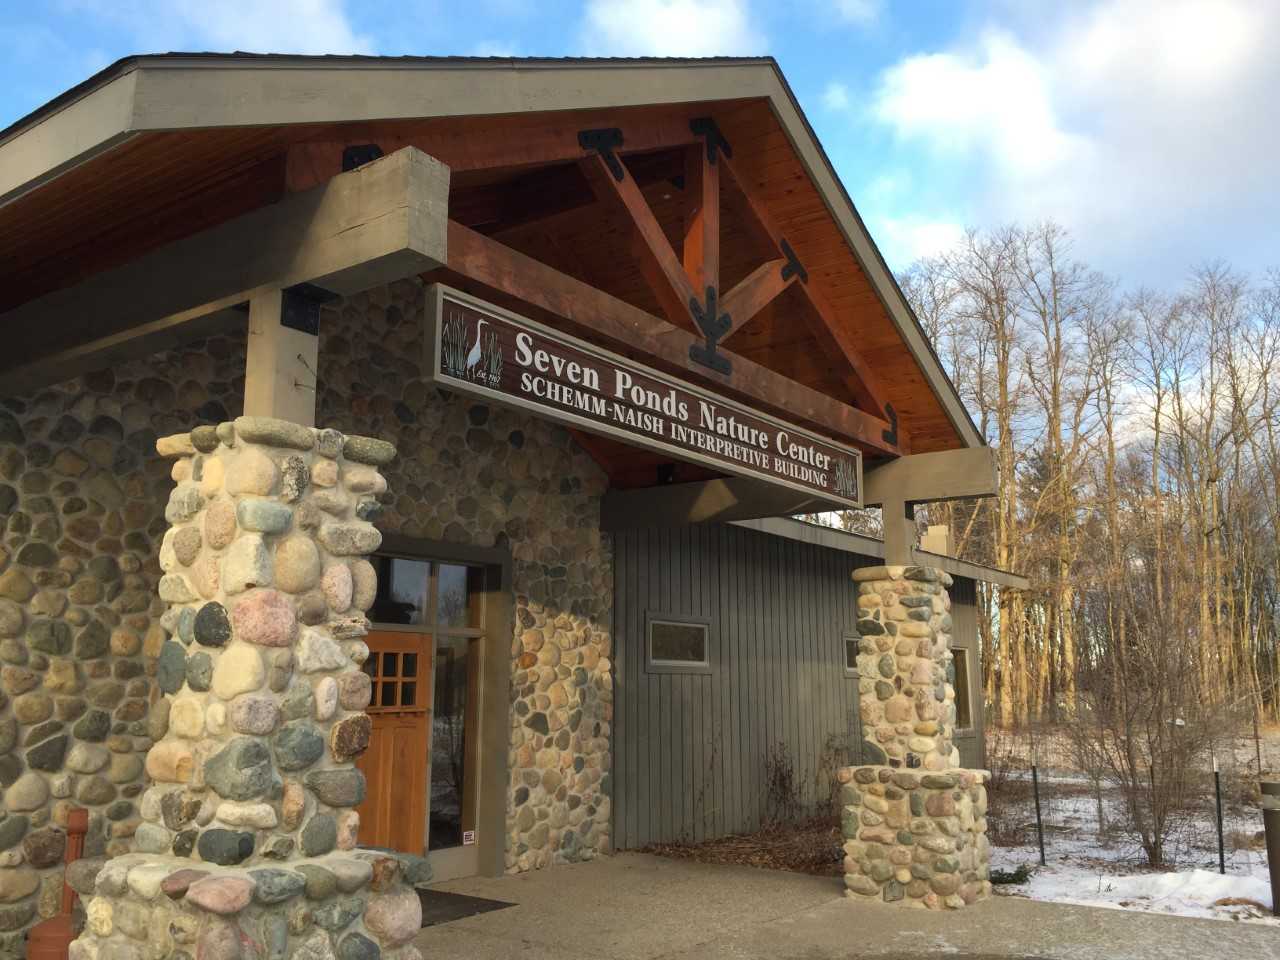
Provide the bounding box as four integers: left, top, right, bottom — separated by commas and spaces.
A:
844, 635, 859, 675
645, 613, 711, 674
949, 647, 973, 730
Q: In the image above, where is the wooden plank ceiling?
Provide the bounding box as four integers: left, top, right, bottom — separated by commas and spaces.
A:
0, 97, 964, 488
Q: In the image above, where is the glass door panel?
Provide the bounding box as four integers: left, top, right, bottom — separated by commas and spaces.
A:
437, 563, 486, 629
429, 635, 479, 851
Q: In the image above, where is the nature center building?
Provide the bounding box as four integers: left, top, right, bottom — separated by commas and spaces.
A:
0, 55, 1027, 955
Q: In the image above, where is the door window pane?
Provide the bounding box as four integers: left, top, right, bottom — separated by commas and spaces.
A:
437, 564, 484, 629
369, 557, 430, 625
431, 636, 473, 850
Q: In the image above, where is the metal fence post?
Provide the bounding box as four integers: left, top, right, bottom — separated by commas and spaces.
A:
1262, 780, 1280, 918
1214, 765, 1225, 875
1032, 764, 1046, 867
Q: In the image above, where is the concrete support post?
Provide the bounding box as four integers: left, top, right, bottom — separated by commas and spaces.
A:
70, 416, 427, 959
838, 565, 990, 909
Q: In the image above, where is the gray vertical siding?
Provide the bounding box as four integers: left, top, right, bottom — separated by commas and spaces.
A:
612, 524, 867, 848
949, 575, 986, 769
612, 523, 989, 848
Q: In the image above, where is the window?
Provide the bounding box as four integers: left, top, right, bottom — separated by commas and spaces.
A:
437, 563, 485, 629
368, 556, 430, 625
645, 613, 711, 674
844, 634, 859, 675
949, 647, 973, 730
367, 557, 486, 634
361, 648, 422, 710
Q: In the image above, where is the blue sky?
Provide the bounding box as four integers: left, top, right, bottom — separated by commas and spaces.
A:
3, 1, 1276, 288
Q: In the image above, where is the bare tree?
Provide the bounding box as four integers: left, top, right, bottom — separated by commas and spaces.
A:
886, 223, 1280, 744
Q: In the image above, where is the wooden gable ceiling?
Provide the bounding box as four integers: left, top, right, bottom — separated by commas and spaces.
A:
0, 96, 966, 464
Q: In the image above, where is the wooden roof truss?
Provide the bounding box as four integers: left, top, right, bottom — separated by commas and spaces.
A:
578, 117, 899, 450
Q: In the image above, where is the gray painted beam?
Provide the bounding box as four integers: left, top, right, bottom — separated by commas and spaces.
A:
1, 146, 449, 397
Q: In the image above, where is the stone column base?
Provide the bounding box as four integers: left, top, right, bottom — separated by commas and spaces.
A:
67, 849, 428, 960
839, 766, 991, 909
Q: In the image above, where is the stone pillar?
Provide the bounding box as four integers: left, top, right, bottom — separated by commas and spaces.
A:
70, 417, 426, 959
838, 565, 990, 909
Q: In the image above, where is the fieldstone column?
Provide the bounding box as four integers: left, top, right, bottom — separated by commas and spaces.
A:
70, 417, 426, 959
838, 565, 990, 909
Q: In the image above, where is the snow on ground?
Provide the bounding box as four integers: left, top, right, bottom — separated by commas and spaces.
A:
988, 773, 1278, 925
991, 847, 1275, 924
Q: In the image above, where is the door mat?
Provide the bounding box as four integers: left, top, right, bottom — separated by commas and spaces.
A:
417, 889, 515, 928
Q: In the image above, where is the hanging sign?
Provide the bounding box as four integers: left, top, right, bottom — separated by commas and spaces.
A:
425, 285, 862, 508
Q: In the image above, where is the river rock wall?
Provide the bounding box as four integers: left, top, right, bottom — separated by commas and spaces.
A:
0, 278, 613, 953
841, 565, 991, 909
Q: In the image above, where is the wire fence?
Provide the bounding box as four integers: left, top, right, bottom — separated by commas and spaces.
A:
984, 725, 1274, 877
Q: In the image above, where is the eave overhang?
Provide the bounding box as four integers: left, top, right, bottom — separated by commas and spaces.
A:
0, 53, 983, 453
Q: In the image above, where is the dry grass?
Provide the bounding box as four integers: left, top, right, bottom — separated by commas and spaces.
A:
639, 816, 845, 877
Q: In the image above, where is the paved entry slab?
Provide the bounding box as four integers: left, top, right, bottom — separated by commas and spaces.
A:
413, 853, 1280, 960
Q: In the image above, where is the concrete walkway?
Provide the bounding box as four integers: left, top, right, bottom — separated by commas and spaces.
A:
414, 853, 1280, 960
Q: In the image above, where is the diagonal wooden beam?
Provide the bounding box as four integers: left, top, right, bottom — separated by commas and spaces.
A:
719, 258, 793, 339
444, 219, 901, 457
628, 232, 695, 333
720, 153, 899, 437
580, 150, 696, 328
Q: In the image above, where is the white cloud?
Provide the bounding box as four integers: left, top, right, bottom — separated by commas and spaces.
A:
866, 0, 1280, 280
873, 216, 966, 266
873, 29, 1091, 181
578, 0, 765, 57
822, 81, 850, 110
832, 0, 881, 24
69, 0, 371, 55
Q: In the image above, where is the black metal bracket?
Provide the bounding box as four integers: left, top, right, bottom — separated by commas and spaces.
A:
780, 238, 808, 284
341, 144, 384, 172
881, 402, 898, 447
578, 128, 627, 181
688, 285, 733, 375
281, 283, 339, 336
690, 117, 732, 165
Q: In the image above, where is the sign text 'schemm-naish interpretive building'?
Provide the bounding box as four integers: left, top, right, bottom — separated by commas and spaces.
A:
428, 286, 863, 508
0, 54, 1025, 953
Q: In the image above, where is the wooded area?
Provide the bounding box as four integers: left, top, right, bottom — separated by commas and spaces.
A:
842, 222, 1280, 734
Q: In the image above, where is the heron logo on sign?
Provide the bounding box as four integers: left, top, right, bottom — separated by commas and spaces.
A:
441, 306, 503, 388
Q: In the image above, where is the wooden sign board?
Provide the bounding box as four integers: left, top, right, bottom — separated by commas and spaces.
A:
425, 285, 862, 508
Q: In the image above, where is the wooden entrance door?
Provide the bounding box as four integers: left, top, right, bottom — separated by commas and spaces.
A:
355, 630, 431, 853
